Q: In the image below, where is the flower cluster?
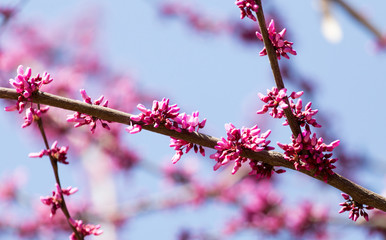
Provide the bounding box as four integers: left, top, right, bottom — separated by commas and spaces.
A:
127, 98, 206, 163
277, 129, 340, 182
257, 87, 303, 118
283, 98, 321, 128
235, 0, 259, 21
210, 123, 283, 178
339, 193, 374, 221
40, 184, 78, 218
29, 141, 69, 164
255, 19, 297, 60
170, 138, 205, 164
5, 65, 53, 127
257, 87, 339, 181
127, 98, 206, 133
67, 89, 110, 134
69, 218, 103, 240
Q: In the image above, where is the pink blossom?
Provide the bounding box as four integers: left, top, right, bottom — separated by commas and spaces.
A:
126, 98, 207, 163
210, 123, 282, 177
169, 138, 205, 164
235, 0, 259, 21
29, 140, 69, 164
283, 99, 321, 128
69, 218, 103, 240
255, 19, 297, 60
257, 87, 303, 118
277, 128, 340, 182
5, 65, 53, 113
339, 193, 374, 222
67, 89, 110, 134
20, 106, 49, 128
40, 184, 78, 218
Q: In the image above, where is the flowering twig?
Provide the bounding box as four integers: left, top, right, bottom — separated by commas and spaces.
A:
0, 87, 385, 212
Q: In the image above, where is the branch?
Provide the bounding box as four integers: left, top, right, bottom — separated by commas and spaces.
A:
332, 0, 383, 40
1, 87, 385, 212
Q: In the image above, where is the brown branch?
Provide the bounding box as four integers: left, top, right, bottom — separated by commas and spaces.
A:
332, 0, 383, 40
253, 0, 302, 138
1, 87, 385, 212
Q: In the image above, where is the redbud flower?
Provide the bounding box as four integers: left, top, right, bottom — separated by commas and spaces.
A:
5, 65, 53, 113
210, 123, 282, 178
29, 140, 69, 164
126, 98, 207, 163
69, 218, 103, 240
255, 19, 297, 60
21, 106, 49, 128
40, 184, 78, 218
235, 0, 259, 21
339, 193, 374, 222
277, 128, 340, 182
284, 99, 321, 128
170, 138, 205, 164
257, 87, 303, 119
67, 89, 110, 134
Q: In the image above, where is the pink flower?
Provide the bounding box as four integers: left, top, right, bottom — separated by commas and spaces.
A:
126, 98, 207, 163
69, 218, 103, 240
29, 140, 69, 164
67, 89, 110, 134
210, 123, 282, 177
235, 0, 259, 21
255, 19, 297, 60
283, 99, 321, 128
339, 193, 374, 222
40, 184, 78, 218
169, 138, 205, 164
5, 65, 53, 113
277, 128, 340, 182
257, 87, 303, 119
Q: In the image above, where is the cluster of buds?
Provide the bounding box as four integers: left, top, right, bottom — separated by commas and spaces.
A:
255, 19, 297, 60
127, 98, 206, 134
69, 218, 103, 240
127, 98, 206, 163
277, 128, 340, 182
210, 123, 283, 177
170, 138, 205, 164
67, 89, 111, 134
29, 141, 69, 164
257, 87, 303, 118
235, 0, 259, 21
283, 98, 321, 128
40, 184, 78, 218
339, 193, 374, 221
5, 65, 53, 128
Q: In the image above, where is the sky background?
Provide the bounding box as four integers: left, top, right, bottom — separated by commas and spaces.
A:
0, 0, 385, 239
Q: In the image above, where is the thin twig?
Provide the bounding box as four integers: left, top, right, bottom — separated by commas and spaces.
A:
1, 87, 385, 211
33, 103, 82, 240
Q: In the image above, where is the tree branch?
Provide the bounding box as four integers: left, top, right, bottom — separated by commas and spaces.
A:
1, 87, 385, 212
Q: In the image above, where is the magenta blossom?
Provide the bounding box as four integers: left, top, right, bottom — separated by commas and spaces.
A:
21, 106, 49, 128
210, 123, 283, 178
235, 0, 259, 21
127, 98, 206, 134
257, 87, 303, 118
255, 19, 297, 60
29, 140, 69, 164
170, 138, 205, 164
69, 218, 103, 240
277, 128, 340, 182
339, 193, 374, 222
5, 65, 53, 113
67, 89, 110, 134
284, 98, 321, 128
40, 184, 78, 218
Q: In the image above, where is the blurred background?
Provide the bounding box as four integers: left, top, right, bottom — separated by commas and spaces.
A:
0, 0, 385, 239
